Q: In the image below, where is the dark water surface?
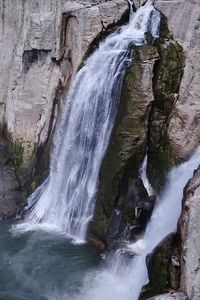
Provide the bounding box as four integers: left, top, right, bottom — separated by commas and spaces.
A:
0, 222, 101, 300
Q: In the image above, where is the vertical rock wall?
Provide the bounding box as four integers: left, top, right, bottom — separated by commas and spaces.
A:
180, 168, 200, 300
154, 0, 200, 162
0, 0, 128, 215
90, 45, 159, 248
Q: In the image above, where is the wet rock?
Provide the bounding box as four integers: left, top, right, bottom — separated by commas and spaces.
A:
87, 237, 106, 252
179, 167, 200, 299
154, 0, 200, 164
143, 234, 181, 298
89, 45, 159, 247
0, 137, 23, 218
133, 0, 147, 9
106, 178, 155, 247
144, 32, 154, 45
0, 0, 128, 179
148, 15, 184, 191
146, 292, 187, 300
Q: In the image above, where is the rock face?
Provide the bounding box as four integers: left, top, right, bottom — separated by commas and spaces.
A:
180, 168, 200, 300
148, 17, 184, 190
154, 0, 200, 162
146, 292, 187, 300
0, 138, 22, 219
0, 0, 128, 214
0, 0, 128, 171
89, 45, 159, 247
132, 0, 147, 9
147, 1, 200, 298
145, 234, 181, 298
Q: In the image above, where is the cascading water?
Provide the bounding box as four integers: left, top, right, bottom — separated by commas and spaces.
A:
14, 0, 160, 243
139, 154, 154, 196
113, 146, 200, 299
74, 147, 200, 300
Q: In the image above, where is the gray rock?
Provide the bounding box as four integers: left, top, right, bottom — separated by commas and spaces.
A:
0, 0, 128, 172
154, 0, 200, 162
0, 138, 22, 218
90, 45, 159, 247
180, 168, 200, 300
133, 0, 147, 9
147, 292, 187, 300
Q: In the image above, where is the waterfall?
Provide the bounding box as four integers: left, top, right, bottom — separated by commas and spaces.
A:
8, 1, 200, 299
114, 146, 200, 299
14, 0, 160, 242
74, 147, 200, 300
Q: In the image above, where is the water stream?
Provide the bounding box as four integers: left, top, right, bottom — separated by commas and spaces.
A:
139, 154, 154, 196
0, 222, 101, 300
70, 147, 200, 300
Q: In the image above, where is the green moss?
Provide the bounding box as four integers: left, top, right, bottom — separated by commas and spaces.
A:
141, 234, 181, 299
148, 15, 185, 191
89, 45, 158, 244
149, 247, 169, 295
148, 31, 185, 191
8, 142, 24, 175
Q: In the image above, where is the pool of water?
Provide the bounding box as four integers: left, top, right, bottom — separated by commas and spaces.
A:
0, 221, 101, 300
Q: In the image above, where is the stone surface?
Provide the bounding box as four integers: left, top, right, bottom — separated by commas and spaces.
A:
0, 0, 128, 214
145, 234, 181, 298
154, 0, 200, 162
89, 45, 159, 247
0, 138, 22, 218
0, 0, 128, 174
147, 2, 200, 297
148, 18, 184, 190
132, 0, 147, 9
146, 292, 187, 300
180, 167, 200, 300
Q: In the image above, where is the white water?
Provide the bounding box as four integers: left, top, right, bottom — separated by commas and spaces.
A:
139, 154, 154, 196
14, 0, 160, 242
128, 0, 134, 18
73, 146, 200, 300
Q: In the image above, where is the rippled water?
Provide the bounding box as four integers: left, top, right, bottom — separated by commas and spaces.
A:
0, 222, 101, 300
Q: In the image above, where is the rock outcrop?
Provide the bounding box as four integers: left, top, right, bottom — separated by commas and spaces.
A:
147, 1, 200, 298
0, 0, 128, 214
146, 292, 187, 300
180, 167, 200, 300
0, 0, 128, 173
89, 45, 159, 248
148, 16, 184, 190
0, 137, 22, 219
145, 234, 181, 298
154, 0, 200, 163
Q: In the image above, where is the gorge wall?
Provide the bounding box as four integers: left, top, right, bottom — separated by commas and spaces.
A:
0, 0, 200, 299
149, 1, 200, 299
0, 0, 128, 216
